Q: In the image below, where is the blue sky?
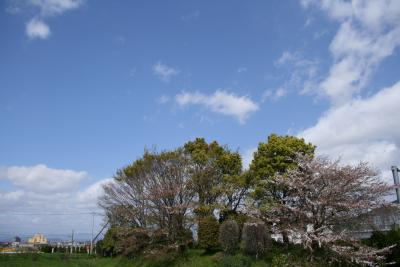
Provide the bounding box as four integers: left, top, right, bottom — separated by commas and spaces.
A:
1, 0, 400, 239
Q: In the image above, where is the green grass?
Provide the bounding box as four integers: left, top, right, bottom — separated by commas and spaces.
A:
0, 247, 356, 267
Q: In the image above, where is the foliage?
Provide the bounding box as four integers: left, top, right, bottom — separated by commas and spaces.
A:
100, 226, 119, 256
197, 216, 220, 251
218, 220, 240, 254
117, 228, 150, 257
183, 138, 243, 217
39, 245, 53, 253
250, 134, 315, 200
242, 222, 270, 258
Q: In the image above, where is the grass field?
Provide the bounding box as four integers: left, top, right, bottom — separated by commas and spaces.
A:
0, 248, 341, 267
0, 250, 227, 267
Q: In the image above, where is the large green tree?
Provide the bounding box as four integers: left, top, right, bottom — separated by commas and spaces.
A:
249, 134, 315, 201
183, 138, 243, 216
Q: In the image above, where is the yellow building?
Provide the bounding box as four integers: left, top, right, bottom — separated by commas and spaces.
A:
28, 233, 48, 244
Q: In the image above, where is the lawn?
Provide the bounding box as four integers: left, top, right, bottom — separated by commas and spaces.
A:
0, 250, 268, 267
0, 247, 347, 267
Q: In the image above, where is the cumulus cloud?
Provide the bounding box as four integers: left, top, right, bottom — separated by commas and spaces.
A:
26, 18, 50, 39
302, 0, 400, 104
8, 0, 85, 39
299, 81, 400, 173
0, 164, 87, 193
175, 90, 259, 124
0, 164, 111, 238
297, 1, 400, 192
153, 62, 180, 82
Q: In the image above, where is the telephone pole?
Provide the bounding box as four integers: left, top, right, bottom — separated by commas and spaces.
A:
70, 230, 74, 254
90, 212, 94, 254
392, 166, 400, 203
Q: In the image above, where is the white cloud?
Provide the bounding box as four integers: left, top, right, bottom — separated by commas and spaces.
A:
0, 164, 111, 238
302, 0, 400, 104
262, 87, 287, 102
274, 51, 319, 96
76, 178, 112, 206
26, 18, 50, 39
299, 81, 400, 172
175, 90, 259, 124
153, 62, 180, 82
8, 0, 85, 39
29, 0, 84, 16
0, 164, 87, 193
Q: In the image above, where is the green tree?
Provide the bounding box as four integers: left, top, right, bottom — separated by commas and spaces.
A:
250, 134, 315, 200
183, 138, 242, 216
101, 227, 119, 257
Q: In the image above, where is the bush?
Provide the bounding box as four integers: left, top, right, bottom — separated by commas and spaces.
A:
198, 216, 220, 251
219, 220, 239, 254
242, 222, 270, 258
175, 228, 194, 252
116, 227, 150, 257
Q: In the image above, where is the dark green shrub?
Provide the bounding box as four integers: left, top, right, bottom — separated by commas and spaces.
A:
242, 222, 270, 258
39, 245, 53, 253
175, 228, 194, 252
219, 220, 239, 254
198, 216, 220, 251
101, 227, 119, 256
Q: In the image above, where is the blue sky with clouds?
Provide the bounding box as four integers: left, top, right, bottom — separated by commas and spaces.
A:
1, 0, 400, 239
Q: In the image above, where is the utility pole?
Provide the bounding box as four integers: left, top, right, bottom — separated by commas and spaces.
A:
392, 166, 400, 203
70, 230, 74, 254
90, 212, 94, 254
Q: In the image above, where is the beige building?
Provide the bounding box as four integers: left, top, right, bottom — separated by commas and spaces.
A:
28, 234, 48, 244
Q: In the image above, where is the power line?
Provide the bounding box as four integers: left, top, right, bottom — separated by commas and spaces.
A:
1, 212, 103, 216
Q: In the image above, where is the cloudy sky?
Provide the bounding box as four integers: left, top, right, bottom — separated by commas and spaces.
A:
1, 0, 400, 240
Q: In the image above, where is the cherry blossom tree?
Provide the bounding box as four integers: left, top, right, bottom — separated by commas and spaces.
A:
257, 155, 395, 266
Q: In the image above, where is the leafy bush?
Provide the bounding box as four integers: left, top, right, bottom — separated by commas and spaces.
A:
176, 228, 194, 252
39, 245, 53, 253
242, 222, 270, 258
116, 228, 150, 257
197, 216, 220, 251
219, 220, 239, 254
